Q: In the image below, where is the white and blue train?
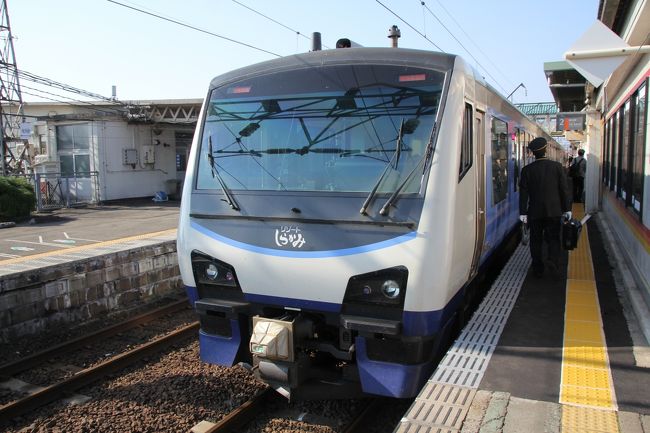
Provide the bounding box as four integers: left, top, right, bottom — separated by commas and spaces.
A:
177, 46, 565, 400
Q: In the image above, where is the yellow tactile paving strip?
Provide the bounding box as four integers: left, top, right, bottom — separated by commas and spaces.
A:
561, 204, 619, 433
0, 228, 177, 266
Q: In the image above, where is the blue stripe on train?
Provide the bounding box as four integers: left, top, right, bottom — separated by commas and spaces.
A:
190, 221, 417, 258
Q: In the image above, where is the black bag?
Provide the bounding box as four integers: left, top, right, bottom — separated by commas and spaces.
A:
562, 218, 582, 250
521, 223, 529, 245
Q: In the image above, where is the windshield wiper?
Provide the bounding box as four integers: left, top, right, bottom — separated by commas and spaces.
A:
379, 121, 438, 216
359, 118, 406, 215
208, 136, 240, 211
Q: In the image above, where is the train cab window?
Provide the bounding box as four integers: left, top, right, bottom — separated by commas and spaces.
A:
196, 64, 446, 195
490, 117, 508, 204
459, 103, 473, 181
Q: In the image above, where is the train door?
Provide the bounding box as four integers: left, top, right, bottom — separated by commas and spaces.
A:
470, 109, 486, 275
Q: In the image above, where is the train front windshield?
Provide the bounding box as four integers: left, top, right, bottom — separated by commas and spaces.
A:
197, 64, 445, 194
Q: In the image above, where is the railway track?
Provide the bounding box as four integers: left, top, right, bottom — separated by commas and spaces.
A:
196, 389, 386, 433
0, 299, 197, 423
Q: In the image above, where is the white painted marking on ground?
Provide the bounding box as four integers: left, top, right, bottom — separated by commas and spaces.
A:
7, 239, 74, 248
64, 232, 99, 242
10, 246, 34, 252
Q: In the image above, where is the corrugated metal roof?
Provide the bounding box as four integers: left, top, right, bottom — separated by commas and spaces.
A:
516, 102, 558, 115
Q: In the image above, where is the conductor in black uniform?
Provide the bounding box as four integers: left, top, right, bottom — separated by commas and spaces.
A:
519, 137, 571, 277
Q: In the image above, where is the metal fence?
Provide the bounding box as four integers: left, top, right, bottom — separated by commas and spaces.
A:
9, 172, 101, 211
34, 172, 100, 211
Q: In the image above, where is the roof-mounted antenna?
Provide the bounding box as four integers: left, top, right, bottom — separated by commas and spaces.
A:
388, 25, 401, 48
311, 32, 322, 51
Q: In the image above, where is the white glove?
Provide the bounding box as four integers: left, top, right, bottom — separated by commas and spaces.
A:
563, 211, 572, 221
519, 215, 528, 224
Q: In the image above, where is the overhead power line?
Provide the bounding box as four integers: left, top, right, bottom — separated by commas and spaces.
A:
19, 84, 124, 116
19, 90, 125, 117
419, 1, 508, 94
427, 0, 515, 89
375, 0, 444, 52
230, 0, 331, 50
106, 0, 281, 58
16, 69, 124, 106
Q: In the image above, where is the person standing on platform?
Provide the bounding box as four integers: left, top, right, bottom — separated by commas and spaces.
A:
519, 137, 572, 278
569, 149, 587, 203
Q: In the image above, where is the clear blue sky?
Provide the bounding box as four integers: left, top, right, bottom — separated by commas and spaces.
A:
9, 0, 599, 104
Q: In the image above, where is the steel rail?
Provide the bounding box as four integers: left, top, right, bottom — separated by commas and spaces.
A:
342, 398, 383, 433
0, 298, 190, 378
0, 321, 199, 422
203, 387, 275, 433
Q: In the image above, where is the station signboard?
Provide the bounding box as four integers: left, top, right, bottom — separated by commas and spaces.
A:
556, 113, 586, 131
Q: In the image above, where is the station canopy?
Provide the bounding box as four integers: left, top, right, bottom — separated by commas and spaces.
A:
544, 61, 587, 113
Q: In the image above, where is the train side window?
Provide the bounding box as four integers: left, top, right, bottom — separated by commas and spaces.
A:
459, 103, 473, 181
490, 117, 508, 204
513, 128, 522, 192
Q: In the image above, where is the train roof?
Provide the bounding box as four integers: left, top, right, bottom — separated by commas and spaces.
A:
209, 47, 458, 89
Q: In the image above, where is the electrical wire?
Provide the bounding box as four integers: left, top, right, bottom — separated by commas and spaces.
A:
16, 69, 122, 105
19, 89, 127, 117
106, 0, 281, 58
428, 0, 515, 89
19, 83, 124, 116
375, 0, 444, 52
230, 0, 331, 50
420, 1, 508, 94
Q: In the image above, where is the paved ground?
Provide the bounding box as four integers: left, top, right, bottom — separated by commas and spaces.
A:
0, 198, 180, 259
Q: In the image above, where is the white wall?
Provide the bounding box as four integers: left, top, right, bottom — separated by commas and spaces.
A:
97, 121, 178, 200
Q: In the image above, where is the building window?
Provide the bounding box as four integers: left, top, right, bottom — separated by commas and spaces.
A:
620, 101, 631, 201
57, 123, 91, 177
491, 117, 509, 204
175, 131, 193, 172
631, 83, 646, 215
459, 103, 473, 181
609, 114, 617, 191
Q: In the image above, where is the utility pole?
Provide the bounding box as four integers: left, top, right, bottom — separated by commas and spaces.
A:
0, 0, 28, 176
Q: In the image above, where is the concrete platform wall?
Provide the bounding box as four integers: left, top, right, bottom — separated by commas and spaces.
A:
0, 241, 183, 342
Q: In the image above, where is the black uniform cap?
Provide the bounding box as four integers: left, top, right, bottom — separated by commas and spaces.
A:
528, 137, 547, 152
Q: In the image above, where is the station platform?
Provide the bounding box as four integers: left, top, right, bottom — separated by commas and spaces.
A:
0, 199, 179, 276
397, 205, 650, 433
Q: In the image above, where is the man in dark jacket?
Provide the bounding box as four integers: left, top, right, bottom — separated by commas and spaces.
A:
519, 137, 571, 277
570, 149, 587, 202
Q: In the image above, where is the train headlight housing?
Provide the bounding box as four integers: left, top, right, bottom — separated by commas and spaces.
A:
191, 251, 243, 300
343, 266, 408, 316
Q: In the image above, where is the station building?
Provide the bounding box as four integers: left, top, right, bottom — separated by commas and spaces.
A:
11, 99, 201, 207
550, 0, 650, 340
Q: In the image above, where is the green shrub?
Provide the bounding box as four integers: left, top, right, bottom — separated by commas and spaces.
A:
0, 176, 36, 220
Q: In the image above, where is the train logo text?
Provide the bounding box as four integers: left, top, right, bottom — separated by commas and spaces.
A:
274, 226, 306, 249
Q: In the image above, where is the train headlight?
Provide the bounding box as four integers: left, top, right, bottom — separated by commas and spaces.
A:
205, 264, 219, 280
381, 280, 400, 299
343, 266, 408, 312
